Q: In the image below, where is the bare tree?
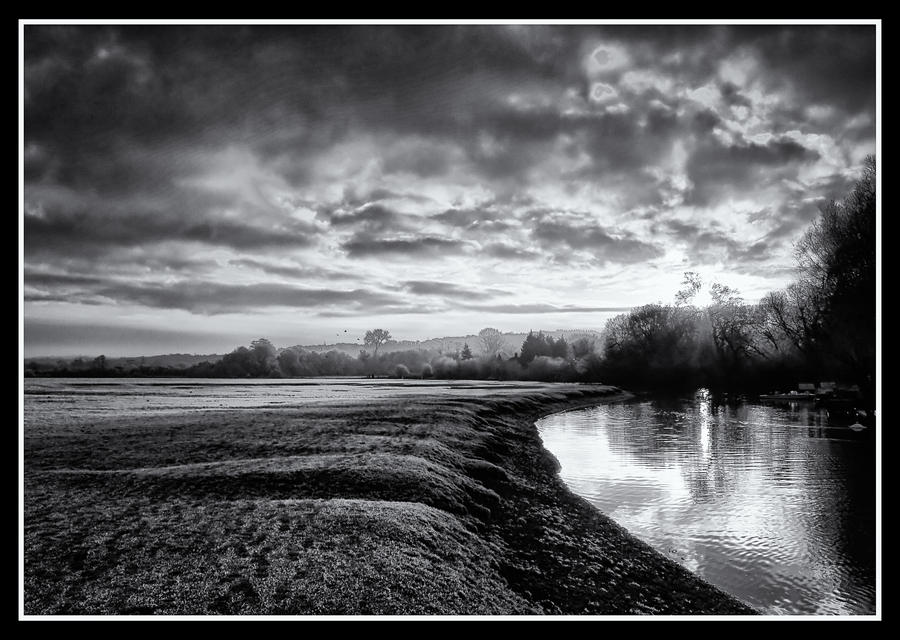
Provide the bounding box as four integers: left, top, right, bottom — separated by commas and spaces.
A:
756, 283, 827, 357
363, 329, 392, 357
795, 156, 875, 295
707, 284, 767, 365
478, 327, 505, 357
794, 155, 875, 390
675, 271, 703, 307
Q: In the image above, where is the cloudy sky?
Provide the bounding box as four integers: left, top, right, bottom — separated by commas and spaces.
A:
23, 23, 876, 357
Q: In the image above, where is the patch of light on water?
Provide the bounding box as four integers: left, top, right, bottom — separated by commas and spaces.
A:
537, 396, 875, 615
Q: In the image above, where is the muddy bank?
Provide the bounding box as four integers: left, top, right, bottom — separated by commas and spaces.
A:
24, 383, 755, 615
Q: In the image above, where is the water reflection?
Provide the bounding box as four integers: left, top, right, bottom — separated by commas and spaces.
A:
536, 391, 875, 615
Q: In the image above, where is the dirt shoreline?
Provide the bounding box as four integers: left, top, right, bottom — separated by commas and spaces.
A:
24, 382, 756, 615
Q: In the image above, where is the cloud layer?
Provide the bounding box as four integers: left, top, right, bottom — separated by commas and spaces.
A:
24, 24, 876, 354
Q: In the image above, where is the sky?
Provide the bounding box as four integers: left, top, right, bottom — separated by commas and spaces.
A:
22, 23, 877, 357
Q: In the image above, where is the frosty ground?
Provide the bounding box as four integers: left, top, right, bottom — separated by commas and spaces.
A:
24, 382, 754, 615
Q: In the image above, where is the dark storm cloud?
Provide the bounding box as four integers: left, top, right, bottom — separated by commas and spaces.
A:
659, 219, 774, 264
337, 188, 434, 208
531, 218, 664, 264
25, 190, 319, 259
583, 24, 874, 112
28, 277, 407, 315
718, 81, 752, 108
432, 208, 513, 231
316, 305, 439, 318
381, 143, 456, 178
115, 282, 400, 314
25, 255, 223, 288
463, 303, 631, 314
746, 25, 876, 115
685, 138, 821, 206
25, 25, 874, 192
25, 291, 103, 305
229, 258, 355, 281
326, 204, 411, 233
760, 210, 820, 243
402, 280, 510, 299
482, 243, 541, 260
341, 236, 468, 258
25, 271, 108, 288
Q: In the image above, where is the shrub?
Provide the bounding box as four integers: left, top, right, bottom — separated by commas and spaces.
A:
394, 364, 411, 379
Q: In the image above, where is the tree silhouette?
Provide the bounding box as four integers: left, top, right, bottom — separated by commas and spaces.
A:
675, 271, 703, 307
364, 329, 392, 357
795, 155, 876, 403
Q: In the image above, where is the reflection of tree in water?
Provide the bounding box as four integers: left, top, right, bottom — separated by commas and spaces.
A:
548, 395, 875, 613
680, 401, 753, 503
785, 436, 875, 613
608, 394, 755, 503
646, 396, 872, 611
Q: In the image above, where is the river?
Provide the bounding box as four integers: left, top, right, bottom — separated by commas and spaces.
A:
536, 389, 876, 615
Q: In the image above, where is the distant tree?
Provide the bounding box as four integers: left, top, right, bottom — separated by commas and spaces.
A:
394, 364, 411, 378
478, 327, 505, 357
460, 343, 473, 360
571, 337, 596, 359
519, 331, 553, 365
93, 355, 107, 371
218, 346, 253, 377
420, 363, 434, 378
549, 336, 569, 359
277, 347, 301, 376
364, 329, 392, 357
249, 338, 277, 375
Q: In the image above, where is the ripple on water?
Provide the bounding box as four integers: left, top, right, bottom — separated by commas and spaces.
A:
536, 395, 876, 615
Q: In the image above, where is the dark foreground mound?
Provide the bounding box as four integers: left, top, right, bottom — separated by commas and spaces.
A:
24, 383, 755, 615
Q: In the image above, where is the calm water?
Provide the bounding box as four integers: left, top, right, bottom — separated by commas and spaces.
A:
536, 390, 876, 615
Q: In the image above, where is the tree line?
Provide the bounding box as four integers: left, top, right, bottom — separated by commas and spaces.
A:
26, 329, 604, 383
600, 157, 875, 410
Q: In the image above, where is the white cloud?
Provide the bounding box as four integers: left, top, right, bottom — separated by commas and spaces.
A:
583, 42, 630, 76
589, 82, 619, 103
620, 69, 675, 95
685, 83, 720, 109
718, 52, 757, 86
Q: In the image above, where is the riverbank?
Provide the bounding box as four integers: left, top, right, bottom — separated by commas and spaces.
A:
24, 383, 755, 615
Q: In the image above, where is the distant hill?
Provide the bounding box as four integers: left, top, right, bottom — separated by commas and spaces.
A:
295, 329, 605, 357
25, 329, 606, 369
25, 353, 223, 370
113, 353, 223, 369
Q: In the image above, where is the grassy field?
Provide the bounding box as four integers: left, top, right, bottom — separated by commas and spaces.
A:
24, 383, 756, 615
